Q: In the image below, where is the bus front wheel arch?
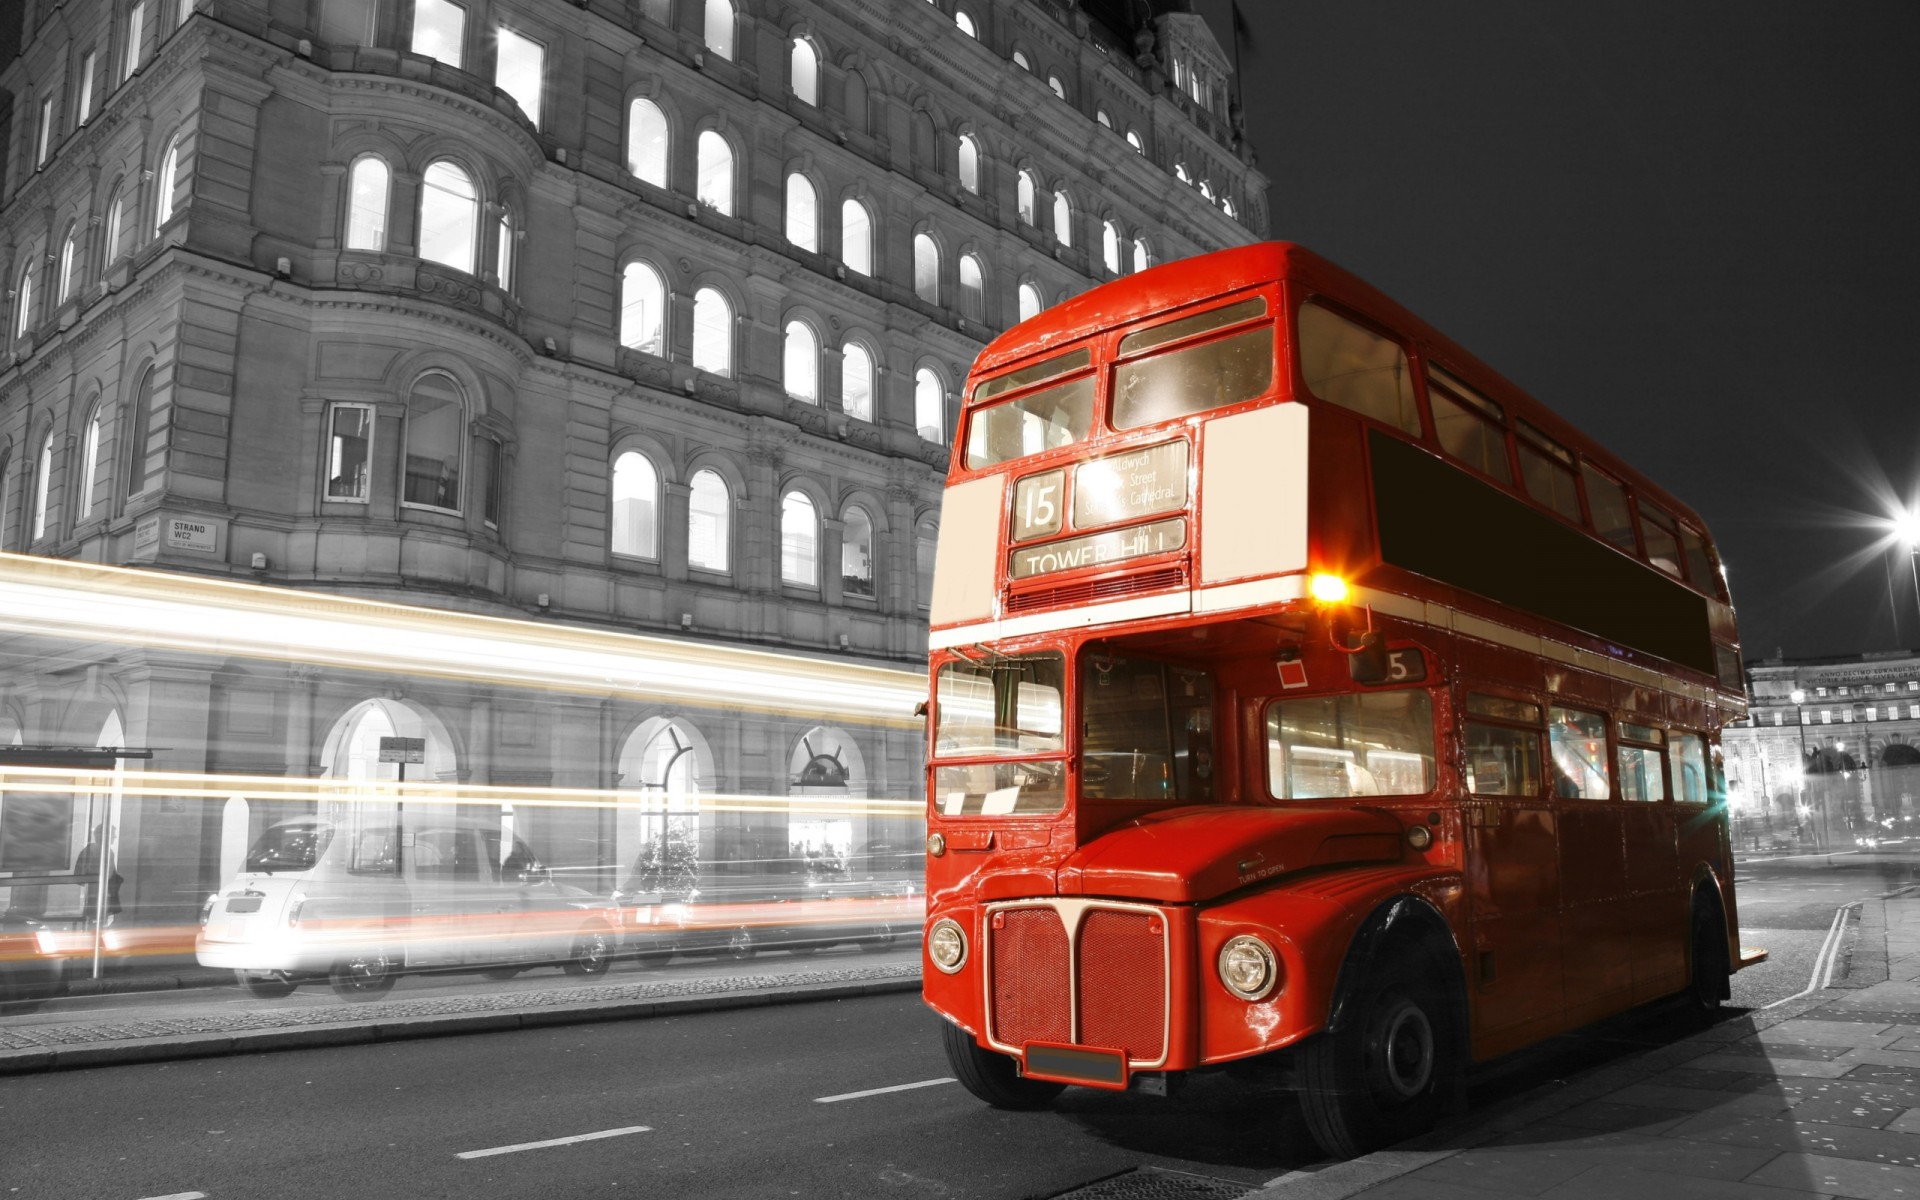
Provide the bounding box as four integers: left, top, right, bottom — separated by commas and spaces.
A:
1687, 892, 1731, 1021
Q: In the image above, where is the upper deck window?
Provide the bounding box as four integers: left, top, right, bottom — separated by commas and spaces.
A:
1582, 462, 1636, 553
1680, 526, 1723, 598
1266, 690, 1435, 800
1298, 300, 1420, 437
1111, 311, 1273, 430
1118, 296, 1265, 358
965, 375, 1095, 469
1516, 420, 1581, 524
1427, 366, 1511, 485
1638, 499, 1683, 577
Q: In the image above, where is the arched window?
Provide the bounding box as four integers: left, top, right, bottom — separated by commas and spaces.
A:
619, 261, 666, 356
13, 263, 32, 339
103, 193, 124, 267
914, 368, 945, 443
956, 11, 977, 38
1017, 281, 1042, 323
344, 155, 389, 250
915, 519, 937, 610
1132, 238, 1152, 274
696, 130, 733, 215
1052, 190, 1071, 247
1016, 170, 1037, 225
687, 469, 730, 572
610, 450, 660, 560
783, 320, 818, 403
840, 342, 873, 421
78, 409, 101, 521
126, 368, 158, 499
1199, 179, 1215, 201
841, 199, 872, 276
493, 206, 515, 292
31, 432, 52, 542
57, 232, 75, 305
1047, 74, 1066, 101
841, 506, 874, 597
704, 0, 735, 60
844, 68, 869, 133
1224, 197, 1238, 220
0, 453, 10, 551
154, 139, 181, 235
785, 173, 818, 251
958, 253, 984, 322
1096, 106, 1112, 129
780, 491, 818, 587
419, 160, 478, 273
691, 287, 731, 376
790, 38, 818, 105
957, 134, 980, 194
1175, 162, 1192, 185
402, 372, 464, 511
1102, 221, 1122, 275
1012, 50, 1030, 72
912, 233, 939, 304
627, 98, 669, 186
1126, 128, 1144, 154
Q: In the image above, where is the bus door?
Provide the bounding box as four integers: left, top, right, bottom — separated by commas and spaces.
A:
1459, 691, 1564, 1045
1549, 705, 1634, 1019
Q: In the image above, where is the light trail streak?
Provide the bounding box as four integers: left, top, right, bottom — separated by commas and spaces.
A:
0, 553, 925, 726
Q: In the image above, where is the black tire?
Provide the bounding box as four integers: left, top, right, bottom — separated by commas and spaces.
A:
328, 950, 397, 1001
563, 928, 612, 977
481, 966, 522, 981
723, 926, 756, 962
1299, 956, 1456, 1159
859, 924, 898, 953
787, 943, 820, 957
236, 970, 297, 999
940, 1020, 1066, 1110
1688, 898, 1731, 1022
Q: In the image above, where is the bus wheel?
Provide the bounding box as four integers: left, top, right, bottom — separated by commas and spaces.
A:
235, 970, 297, 999
940, 1020, 1065, 1111
329, 951, 397, 1001
1299, 961, 1452, 1158
1688, 899, 1731, 1022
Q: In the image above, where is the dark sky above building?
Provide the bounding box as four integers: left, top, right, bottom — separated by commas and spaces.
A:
1193, 1, 1920, 663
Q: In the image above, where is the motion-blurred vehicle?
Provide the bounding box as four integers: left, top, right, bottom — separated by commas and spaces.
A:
0, 915, 68, 1007
196, 817, 618, 1000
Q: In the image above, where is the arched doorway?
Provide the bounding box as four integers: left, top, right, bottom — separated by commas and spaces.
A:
313, 698, 462, 868
787, 726, 869, 882
615, 717, 713, 893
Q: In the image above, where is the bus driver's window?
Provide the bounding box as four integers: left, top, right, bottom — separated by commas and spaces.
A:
1462, 693, 1541, 796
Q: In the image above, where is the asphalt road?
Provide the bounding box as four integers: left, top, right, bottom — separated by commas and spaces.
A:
4, 854, 1914, 1200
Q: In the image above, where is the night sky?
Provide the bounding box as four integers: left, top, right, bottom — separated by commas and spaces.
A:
1193, 1, 1920, 664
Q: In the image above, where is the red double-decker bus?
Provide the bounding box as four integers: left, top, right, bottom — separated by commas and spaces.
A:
919, 242, 1763, 1157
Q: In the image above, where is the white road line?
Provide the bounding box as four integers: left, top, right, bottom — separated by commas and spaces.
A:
1761, 901, 1860, 1010
814, 1077, 957, 1104
135, 1193, 206, 1200
455, 1125, 652, 1159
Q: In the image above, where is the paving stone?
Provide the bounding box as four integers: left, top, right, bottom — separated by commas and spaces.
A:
1538, 1162, 1832, 1200
1688, 1052, 1857, 1079
1653, 1065, 1775, 1090
1547, 1101, 1693, 1135
1605, 1082, 1793, 1116
1775, 1020, 1902, 1045
1663, 1110, 1920, 1169
1806, 1010, 1920, 1027
1718, 1040, 1856, 1062
1746, 1152, 1920, 1200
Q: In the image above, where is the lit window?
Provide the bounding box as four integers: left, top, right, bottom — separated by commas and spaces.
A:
1224, 198, 1237, 220
494, 208, 514, 291
915, 521, 936, 609
344, 155, 390, 250
619, 261, 666, 356
958, 253, 984, 322
104, 195, 124, 266
840, 342, 874, 421
411, 0, 465, 68
495, 27, 544, 128
914, 368, 945, 443
781, 491, 818, 587
324, 402, 373, 502
1101, 221, 1121, 274
402, 372, 464, 512
178, 0, 195, 26
1017, 171, 1037, 225
1012, 50, 1029, 71
610, 451, 660, 560
1199, 179, 1214, 201
955, 11, 976, 38
1017, 282, 1041, 322
687, 469, 730, 572
785, 174, 819, 251
154, 140, 181, 235
841, 199, 873, 275
35, 98, 52, 167
32, 433, 52, 541
1175, 162, 1191, 185
418, 160, 478, 273
784, 321, 819, 403
696, 131, 733, 214
57, 234, 75, 305
1132, 236, 1150, 273
1096, 107, 1112, 129
841, 506, 875, 597
1051, 191, 1071, 246
13, 265, 32, 339
1126, 128, 1143, 154
1047, 74, 1066, 100
791, 38, 818, 105
691, 287, 731, 376
126, 368, 158, 496
957, 134, 980, 194
912, 234, 939, 304
78, 52, 96, 124
78, 412, 100, 520
627, 99, 669, 186
704, 0, 734, 61
124, 2, 149, 80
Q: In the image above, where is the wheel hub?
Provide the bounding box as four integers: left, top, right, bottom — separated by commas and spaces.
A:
1379, 1003, 1434, 1098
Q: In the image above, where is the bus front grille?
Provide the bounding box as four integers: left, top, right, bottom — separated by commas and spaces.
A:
986, 901, 1170, 1066
1004, 566, 1186, 615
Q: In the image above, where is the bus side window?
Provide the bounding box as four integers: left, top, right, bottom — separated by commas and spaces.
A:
1638, 499, 1684, 578
1617, 721, 1667, 802
1547, 706, 1610, 799
1297, 300, 1421, 438
1670, 731, 1710, 805
1462, 693, 1541, 797
1581, 463, 1636, 553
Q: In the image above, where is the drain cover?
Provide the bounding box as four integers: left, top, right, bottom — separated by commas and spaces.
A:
1045, 1166, 1256, 1199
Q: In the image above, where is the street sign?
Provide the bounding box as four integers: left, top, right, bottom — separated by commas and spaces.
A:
378, 736, 425, 764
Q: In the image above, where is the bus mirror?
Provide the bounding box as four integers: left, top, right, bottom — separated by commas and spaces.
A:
1347, 631, 1390, 684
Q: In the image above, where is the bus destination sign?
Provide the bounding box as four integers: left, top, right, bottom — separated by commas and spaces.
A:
1072, 441, 1189, 529
1009, 518, 1186, 580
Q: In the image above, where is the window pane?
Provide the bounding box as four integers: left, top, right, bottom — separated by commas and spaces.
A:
620, 262, 665, 355
691, 288, 731, 375
1519, 435, 1582, 523
914, 369, 944, 442
325, 404, 372, 501
344, 156, 389, 250
791, 38, 818, 105
959, 254, 984, 322
1102, 222, 1120, 274
419, 161, 477, 273
31, 436, 51, 540
704, 0, 734, 60
1548, 706, 1609, 799
78, 52, 96, 122
913, 235, 938, 303
127, 369, 157, 495
14, 268, 31, 338
687, 470, 730, 571
840, 343, 873, 420
411, 0, 465, 68
1582, 463, 1635, 551
841, 200, 872, 275
483, 439, 502, 526
785, 174, 818, 251
627, 99, 668, 186
1670, 732, 1709, 805
1429, 388, 1511, 484
154, 143, 179, 233
958, 136, 979, 193
610, 451, 659, 559
934, 654, 1065, 757
965, 375, 1093, 469
125, 2, 148, 79
1268, 691, 1435, 799
1052, 192, 1071, 246
1639, 500, 1683, 576
1681, 526, 1720, 595
403, 373, 463, 510
1119, 297, 1265, 358
916, 527, 935, 607
495, 27, 543, 127
1017, 283, 1041, 322
781, 492, 818, 586
494, 210, 513, 291
696, 131, 732, 214
78, 416, 99, 519
105, 197, 123, 264
784, 321, 818, 401
1619, 743, 1666, 802
1017, 173, 1036, 225
1298, 301, 1419, 436
57, 236, 74, 304
841, 507, 874, 596
1465, 721, 1540, 795
1112, 325, 1273, 429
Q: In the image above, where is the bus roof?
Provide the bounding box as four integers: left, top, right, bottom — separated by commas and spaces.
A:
973, 242, 1711, 537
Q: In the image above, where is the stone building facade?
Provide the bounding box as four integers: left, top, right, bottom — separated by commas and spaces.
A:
0, 0, 1265, 920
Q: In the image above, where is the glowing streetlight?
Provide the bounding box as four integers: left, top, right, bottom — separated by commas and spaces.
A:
1889, 509, 1920, 642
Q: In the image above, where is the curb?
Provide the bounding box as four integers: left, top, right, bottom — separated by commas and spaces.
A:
0, 976, 922, 1076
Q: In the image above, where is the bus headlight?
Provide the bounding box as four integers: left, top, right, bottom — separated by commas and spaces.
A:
1217, 934, 1280, 1001
928, 918, 968, 973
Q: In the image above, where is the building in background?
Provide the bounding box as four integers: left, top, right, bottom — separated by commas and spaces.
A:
0, 0, 1264, 923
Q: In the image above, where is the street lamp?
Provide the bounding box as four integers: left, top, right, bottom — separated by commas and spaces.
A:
1892, 509, 1920, 642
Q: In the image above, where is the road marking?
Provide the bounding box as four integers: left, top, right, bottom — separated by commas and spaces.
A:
135, 1194, 206, 1200
815, 1077, 956, 1104
456, 1125, 651, 1159
1762, 901, 1860, 1009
